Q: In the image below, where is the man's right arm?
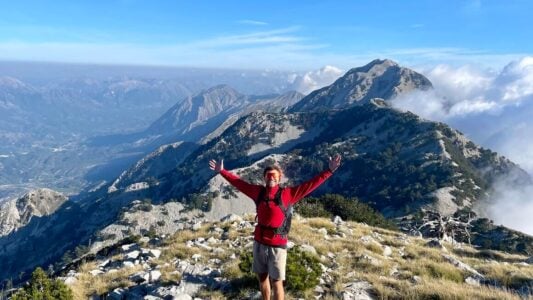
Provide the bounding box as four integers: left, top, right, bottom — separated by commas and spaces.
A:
219, 169, 262, 200
210, 159, 261, 200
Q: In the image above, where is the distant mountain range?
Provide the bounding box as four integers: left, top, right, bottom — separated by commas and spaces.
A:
0, 59, 531, 283
0, 67, 308, 199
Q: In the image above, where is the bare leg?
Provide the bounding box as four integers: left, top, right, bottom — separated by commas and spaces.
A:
258, 273, 270, 300
271, 279, 284, 300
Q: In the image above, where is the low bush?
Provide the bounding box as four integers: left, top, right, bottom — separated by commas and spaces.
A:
11, 267, 73, 300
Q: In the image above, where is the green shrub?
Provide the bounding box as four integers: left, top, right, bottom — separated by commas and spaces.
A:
238, 247, 322, 294
11, 267, 73, 300
296, 194, 397, 230
285, 247, 322, 293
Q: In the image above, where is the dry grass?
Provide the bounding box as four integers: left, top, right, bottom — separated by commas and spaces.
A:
71, 218, 533, 300
70, 263, 144, 299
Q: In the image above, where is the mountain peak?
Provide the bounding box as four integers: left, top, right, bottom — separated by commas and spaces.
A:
202, 84, 240, 95
362, 58, 398, 69
289, 59, 432, 112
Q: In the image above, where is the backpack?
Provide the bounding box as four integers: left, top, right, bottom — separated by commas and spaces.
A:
255, 187, 293, 237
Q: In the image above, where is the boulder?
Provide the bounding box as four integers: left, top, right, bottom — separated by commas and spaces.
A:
107, 288, 127, 300
465, 276, 481, 286
130, 272, 149, 284
383, 246, 392, 257
221, 214, 243, 223
318, 228, 328, 236
149, 270, 162, 282
126, 250, 141, 260
89, 269, 104, 276
341, 280, 376, 300
121, 243, 139, 252
300, 244, 317, 255
332, 215, 344, 225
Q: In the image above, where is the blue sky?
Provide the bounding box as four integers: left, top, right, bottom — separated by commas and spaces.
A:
0, 0, 532, 70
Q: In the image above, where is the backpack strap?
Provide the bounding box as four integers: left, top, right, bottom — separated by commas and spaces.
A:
255, 187, 292, 237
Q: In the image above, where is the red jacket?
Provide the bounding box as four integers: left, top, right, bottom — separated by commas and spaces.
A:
220, 169, 333, 247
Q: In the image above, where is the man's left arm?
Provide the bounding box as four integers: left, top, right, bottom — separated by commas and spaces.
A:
287, 154, 341, 204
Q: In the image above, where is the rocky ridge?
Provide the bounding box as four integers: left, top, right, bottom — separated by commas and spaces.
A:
0, 188, 67, 236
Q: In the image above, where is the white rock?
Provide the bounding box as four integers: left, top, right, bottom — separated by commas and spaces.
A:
383, 246, 392, 257
150, 270, 162, 282
300, 244, 317, 255
221, 214, 243, 223
123, 261, 135, 268
342, 280, 375, 300
359, 254, 382, 267
332, 215, 344, 225
64, 277, 77, 285
107, 288, 126, 300
89, 269, 104, 276
126, 250, 140, 260
192, 254, 202, 262
359, 235, 378, 245
371, 232, 384, 242
148, 249, 161, 258
318, 228, 328, 236
98, 259, 111, 268
121, 243, 138, 252
192, 222, 202, 231
212, 247, 225, 255
412, 276, 423, 284
195, 242, 212, 251
207, 237, 218, 244
465, 276, 480, 286
130, 271, 149, 283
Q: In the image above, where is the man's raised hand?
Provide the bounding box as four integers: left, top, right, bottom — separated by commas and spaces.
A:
328, 154, 342, 172
209, 159, 224, 173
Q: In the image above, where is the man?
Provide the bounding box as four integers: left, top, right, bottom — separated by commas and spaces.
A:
209, 155, 341, 300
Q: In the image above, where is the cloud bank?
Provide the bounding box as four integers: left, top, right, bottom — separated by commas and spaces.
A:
288, 65, 344, 95
391, 56, 533, 235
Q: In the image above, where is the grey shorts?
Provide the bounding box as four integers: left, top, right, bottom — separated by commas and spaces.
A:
253, 241, 287, 281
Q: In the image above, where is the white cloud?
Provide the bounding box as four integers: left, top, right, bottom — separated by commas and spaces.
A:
0, 24, 528, 71
392, 56, 533, 235
289, 65, 344, 95
483, 176, 533, 236
238, 19, 269, 26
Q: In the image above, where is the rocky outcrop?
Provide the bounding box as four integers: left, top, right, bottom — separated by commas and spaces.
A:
0, 188, 67, 236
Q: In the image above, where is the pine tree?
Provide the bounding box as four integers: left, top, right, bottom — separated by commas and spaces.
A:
11, 267, 73, 300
